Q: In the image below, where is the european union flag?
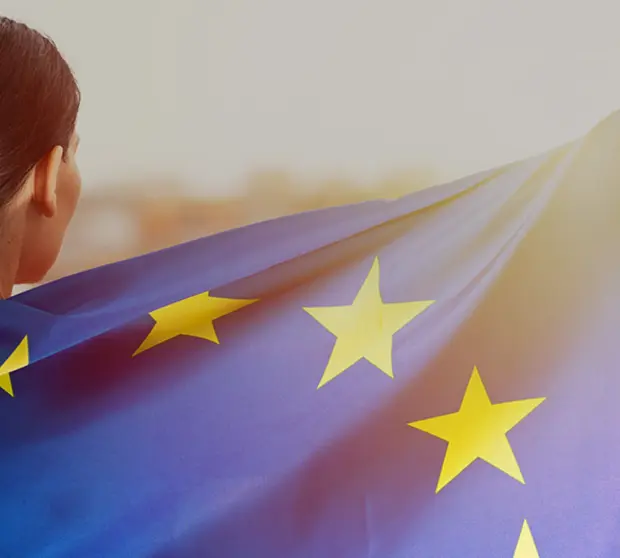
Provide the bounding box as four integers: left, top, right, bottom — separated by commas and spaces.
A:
1, 113, 619, 557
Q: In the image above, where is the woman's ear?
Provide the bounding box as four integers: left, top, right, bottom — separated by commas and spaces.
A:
32, 145, 64, 218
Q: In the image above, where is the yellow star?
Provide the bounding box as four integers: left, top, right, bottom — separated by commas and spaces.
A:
408, 366, 544, 492
133, 291, 258, 356
304, 257, 434, 388
513, 520, 540, 558
0, 336, 29, 397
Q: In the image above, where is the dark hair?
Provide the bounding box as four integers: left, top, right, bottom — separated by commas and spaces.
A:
0, 16, 80, 206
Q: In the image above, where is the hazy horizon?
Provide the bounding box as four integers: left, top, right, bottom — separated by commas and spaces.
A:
1, 0, 619, 195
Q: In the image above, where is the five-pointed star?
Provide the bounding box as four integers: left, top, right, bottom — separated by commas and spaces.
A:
408, 366, 544, 492
133, 291, 258, 356
513, 520, 540, 557
304, 257, 434, 388
0, 336, 29, 397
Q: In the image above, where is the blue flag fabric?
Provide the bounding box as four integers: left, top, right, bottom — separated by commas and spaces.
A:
1, 113, 620, 557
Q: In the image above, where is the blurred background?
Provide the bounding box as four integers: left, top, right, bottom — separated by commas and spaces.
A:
2, 0, 620, 287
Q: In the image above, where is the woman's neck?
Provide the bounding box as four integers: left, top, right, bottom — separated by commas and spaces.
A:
0, 211, 24, 299
0, 256, 19, 300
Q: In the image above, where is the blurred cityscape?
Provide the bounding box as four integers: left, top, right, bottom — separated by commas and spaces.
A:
40, 167, 436, 286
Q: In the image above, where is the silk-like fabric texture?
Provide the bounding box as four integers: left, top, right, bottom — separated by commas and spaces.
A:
0, 113, 619, 557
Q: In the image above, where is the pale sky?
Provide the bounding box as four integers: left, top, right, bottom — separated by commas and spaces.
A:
1, 0, 620, 194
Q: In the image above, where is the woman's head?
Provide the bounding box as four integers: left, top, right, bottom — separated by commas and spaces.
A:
0, 16, 81, 294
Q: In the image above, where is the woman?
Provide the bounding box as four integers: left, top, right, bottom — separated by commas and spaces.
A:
0, 16, 81, 298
